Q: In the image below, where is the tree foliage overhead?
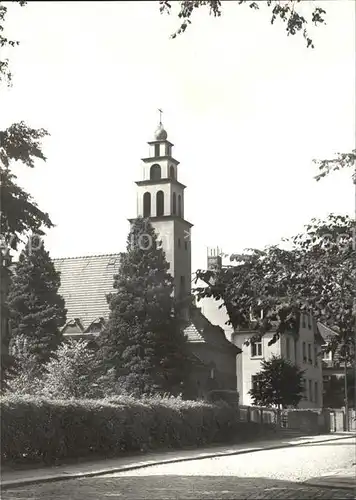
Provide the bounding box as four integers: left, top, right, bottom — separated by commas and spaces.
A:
0, 1, 52, 253
159, 0, 326, 48
0, 122, 53, 252
249, 355, 304, 409
0, 0, 27, 85
314, 149, 356, 182
195, 214, 356, 355
99, 217, 191, 396
7, 239, 66, 367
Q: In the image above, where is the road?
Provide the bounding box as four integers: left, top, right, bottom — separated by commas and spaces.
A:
2, 437, 355, 499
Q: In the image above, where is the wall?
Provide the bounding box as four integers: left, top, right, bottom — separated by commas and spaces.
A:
295, 314, 323, 409
190, 343, 237, 392
195, 284, 234, 341
234, 331, 281, 406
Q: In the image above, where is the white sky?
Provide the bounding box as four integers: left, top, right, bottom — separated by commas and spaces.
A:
1, 0, 355, 272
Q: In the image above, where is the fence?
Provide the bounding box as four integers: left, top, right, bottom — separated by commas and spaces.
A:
329, 409, 356, 432
238, 405, 356, 434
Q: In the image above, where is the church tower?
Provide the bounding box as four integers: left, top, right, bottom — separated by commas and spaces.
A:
132, 115, 193, 302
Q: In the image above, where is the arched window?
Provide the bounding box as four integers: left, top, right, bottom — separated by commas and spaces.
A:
172, 192, 177, 214
156, 191, 164, 216
170, 165, 175, 179
150, 164, 161, 180
178, 195, 182, 217
143, 192, 151, 217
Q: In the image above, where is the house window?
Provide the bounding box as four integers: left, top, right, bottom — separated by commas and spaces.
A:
143, 192, 151, 217
210, 367, 215, 379
286, 337, 290, 359
150, 164, 161, 180
252, 374, 262, 393
156, 191, 164, 216
314, 346, 318, 367
308, 343, 312, 364
308, 314, 312, 329
308, 379, 312, 402
154, 144, 160, 157
323, 349, 332, 361
251, 341, 262, 358
314, 381, 318, 404
302, 342, 307, 363
303, 378, 307, 399
172, 192, 177, 214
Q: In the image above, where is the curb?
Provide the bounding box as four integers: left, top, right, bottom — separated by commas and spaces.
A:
1, 434, 355, 490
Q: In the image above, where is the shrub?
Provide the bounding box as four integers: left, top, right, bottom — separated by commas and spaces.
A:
1, 394, 244, 464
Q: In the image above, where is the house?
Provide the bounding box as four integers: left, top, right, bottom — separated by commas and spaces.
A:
317, 322, 355, 408
232, 313, 324, 408
52, 122, 240, 400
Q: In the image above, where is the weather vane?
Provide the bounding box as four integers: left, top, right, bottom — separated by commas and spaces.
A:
158, 108, 163, 126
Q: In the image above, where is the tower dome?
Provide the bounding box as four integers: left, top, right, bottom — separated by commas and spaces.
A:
154, 124, 168, 141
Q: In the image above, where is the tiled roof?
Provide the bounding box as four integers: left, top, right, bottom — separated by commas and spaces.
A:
317, 322, 338, 342
53, 254, 121, 329
53, 254, 239, 353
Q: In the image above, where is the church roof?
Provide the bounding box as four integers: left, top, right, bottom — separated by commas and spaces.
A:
53, 254, 121, 330
53, 253, 239, 352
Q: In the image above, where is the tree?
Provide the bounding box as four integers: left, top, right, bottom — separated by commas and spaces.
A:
195, 214, 356, 354
7, 238, 66, 370
41, 339, 101, 399
159, 0, 326, 48
98, 217, 191, 396
323, 372, 355, 410
314, 149, 356, 182
0, 1, 53, 390
0, 0, 27, 85
249, 355, 304, 409
6, 334, 43, 395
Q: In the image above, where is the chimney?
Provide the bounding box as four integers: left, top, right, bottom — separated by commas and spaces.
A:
207, 246, 222, 271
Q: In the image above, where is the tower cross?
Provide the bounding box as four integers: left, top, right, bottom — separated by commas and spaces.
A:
158, 108, 163, 125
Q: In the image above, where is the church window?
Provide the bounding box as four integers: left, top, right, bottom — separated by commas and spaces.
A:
178, 238, 181, 248
143, 192, 151, 217
156, 191, 164, 216
150, 164, 161, 180
154, 144, 160, 157
185, 241, 188, 250
172, 192, 177, 214
170, 165, 175, 179
166, 144, 171, 156
178, 195, 182, 217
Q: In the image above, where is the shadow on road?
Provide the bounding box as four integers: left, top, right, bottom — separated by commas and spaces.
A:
2, 475, 355, 500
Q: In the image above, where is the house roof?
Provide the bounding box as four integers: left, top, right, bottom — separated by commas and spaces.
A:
317, 322, 339, 343
53, 254, 121, 329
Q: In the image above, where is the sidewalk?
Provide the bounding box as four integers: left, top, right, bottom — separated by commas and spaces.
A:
305, 465, 356, 491
1, 432, 355, 490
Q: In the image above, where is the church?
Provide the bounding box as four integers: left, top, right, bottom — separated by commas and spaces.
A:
53, 120, 240, 399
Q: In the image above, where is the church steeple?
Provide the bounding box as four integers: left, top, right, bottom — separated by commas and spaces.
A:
131, 116, 193, 302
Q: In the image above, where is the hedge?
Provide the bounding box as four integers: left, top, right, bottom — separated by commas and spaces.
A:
1, 394, 264, 464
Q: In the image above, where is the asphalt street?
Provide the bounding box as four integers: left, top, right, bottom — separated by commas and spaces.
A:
2, 437, 355, 499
